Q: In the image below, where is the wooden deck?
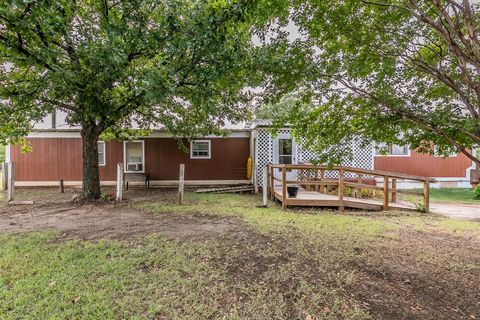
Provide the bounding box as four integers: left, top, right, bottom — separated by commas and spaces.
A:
267, 164, 435, 212
274, 187, 416, 211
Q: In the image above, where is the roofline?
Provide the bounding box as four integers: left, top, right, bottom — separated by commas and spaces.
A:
30, 128, 251, 133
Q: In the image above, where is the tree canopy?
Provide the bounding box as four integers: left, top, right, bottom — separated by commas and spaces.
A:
0, 0, 271, 198
259, 0, 480, 166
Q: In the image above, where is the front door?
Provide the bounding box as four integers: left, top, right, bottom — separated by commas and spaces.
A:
275, 135, 296, 182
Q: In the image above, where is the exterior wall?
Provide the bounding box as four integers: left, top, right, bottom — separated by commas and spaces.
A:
374, 150, 472, 178
253, 128, 375, 187
11, 138, 121, 182
11, 137, 250, 183
144, 138, 249, 180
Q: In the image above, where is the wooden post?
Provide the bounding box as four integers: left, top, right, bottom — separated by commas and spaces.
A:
0, 163, 5, 191
282, 166, 287, 210
338, 168, 345, 212
116, 163, 123, 202
270, 165, 275, 200
314, 168, 319, 192
6, 162, 14, 202
356, 174, 363, 198
391, 178, 397, 203
262, 166, 268, 206
59, 180, 64, 193
383, 175, 389, 211
299, 168, 305, 190
319, 169, 325, 194
308, 168, 314, 191
2, 162, 8, 191
254, 164, 259, 194
178, 164, 185, 205
423, 180, 430, 213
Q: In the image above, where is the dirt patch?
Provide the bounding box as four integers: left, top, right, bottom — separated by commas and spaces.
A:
209, 227, 480, 320
345, 229, 480, 319
430, 202, 480, 220
0, 188, 239, 241
2, 188, 480, 319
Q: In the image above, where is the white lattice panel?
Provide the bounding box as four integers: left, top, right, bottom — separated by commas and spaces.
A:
255, 129, 274, 184
254, 128, 375, 184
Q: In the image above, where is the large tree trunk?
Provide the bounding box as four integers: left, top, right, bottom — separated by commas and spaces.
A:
81, 121, 101, 200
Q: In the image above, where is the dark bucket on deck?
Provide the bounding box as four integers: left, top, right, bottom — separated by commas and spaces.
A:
287, 185, 299, 198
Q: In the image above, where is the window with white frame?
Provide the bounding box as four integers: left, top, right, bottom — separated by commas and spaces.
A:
190, 140, 211, 159
125, 141, 145, 172
98, 141, 106, 166
433, 145, 457, 157
375, 143, 410, 156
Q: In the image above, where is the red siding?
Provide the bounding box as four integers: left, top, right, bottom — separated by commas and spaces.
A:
145, 138, 249, 180
374, 150, 471, 178
11, 137, 249, 182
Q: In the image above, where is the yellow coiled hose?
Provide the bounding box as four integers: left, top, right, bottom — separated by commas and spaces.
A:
247, 156, 253, 179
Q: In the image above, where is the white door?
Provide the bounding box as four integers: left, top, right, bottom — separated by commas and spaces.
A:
274, 135, 297, 181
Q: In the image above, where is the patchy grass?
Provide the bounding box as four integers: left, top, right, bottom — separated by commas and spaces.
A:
405, 187, 480, 204
1, 189, 480, 319
0, 232, 370, 319
140, 192, 397, 239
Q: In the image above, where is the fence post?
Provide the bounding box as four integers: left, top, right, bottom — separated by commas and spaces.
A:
282, 166, 287, 210
383, 175, 389, 210
116, 163, 123, 202
338, 168, 345, 212
59, 180, 64, 193
319, 169, 325, 194
178, 163, 185, 205
356, 174, 363, 198
270, 165, 275, 200
262, 166, 268, 206
391, 178, 397, 203
254, 164, 259, 194
6, 162, 14, 202
2, 162, 8, 191
423, 180, 430, 213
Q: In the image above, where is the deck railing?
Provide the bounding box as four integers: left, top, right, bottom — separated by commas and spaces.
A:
268, 163, 436, 212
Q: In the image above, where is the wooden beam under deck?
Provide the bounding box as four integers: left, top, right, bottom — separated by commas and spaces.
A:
273, 187, 416, 212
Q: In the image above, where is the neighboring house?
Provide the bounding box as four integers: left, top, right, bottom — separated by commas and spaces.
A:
5, 114, 476, 189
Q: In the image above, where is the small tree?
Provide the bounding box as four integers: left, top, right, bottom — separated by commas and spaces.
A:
259, 0, 480, 166
0, 0, 262, 199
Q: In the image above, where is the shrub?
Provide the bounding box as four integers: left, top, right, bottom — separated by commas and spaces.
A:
474, 185, 480, 199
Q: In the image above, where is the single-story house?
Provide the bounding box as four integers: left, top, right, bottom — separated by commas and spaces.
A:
5, 112, 477, 189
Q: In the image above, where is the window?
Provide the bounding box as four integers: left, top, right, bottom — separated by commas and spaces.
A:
278, 138, 293, 164
375, 143, 410, 156
98, 141, 106, 166
434, 145, 457, 158
124, 141, 145, 172
190, 140, 211, 159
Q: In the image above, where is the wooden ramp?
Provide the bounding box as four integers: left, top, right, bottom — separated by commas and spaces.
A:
274, 187, 415, 211
268, 164, 435, 212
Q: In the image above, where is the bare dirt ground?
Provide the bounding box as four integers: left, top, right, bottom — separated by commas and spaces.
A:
1, 188, 480, 319
430, 202, 480, 220
0, 188, 239, 240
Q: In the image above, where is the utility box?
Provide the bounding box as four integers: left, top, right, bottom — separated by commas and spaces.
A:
470, 169, 480, 187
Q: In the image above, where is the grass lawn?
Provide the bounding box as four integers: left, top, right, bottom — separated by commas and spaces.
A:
1, 190, 480, 319
405, 187, 480, 204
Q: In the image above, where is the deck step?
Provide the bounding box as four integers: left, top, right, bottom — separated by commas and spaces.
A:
196, 185, 255, 194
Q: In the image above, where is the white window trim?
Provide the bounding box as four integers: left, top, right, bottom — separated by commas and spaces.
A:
190, 140, 211, 159
123, 140, 145, 173
374, 144, 411, 157
433, 145, 458, 158
98, 141, 106, 166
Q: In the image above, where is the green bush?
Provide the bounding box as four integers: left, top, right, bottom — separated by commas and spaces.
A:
473, 185, 480, 199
